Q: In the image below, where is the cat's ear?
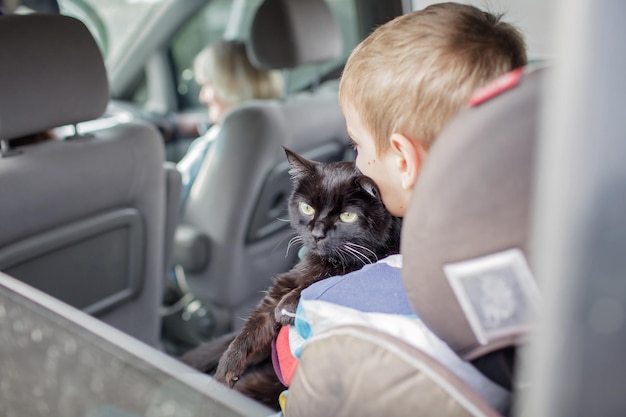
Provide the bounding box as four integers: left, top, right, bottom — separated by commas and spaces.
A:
356, 176, 382, 200
284, 147, 315, 179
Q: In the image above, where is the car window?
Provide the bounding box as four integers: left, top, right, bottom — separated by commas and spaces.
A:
172, 0, 359, 111
58, 0, 165, 64
170, 0, 264, 111
57, 0, 360, 114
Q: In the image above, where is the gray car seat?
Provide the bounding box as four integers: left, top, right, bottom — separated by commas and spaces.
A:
175, 0, 350, 332
0, 14, 172, 347
284, 67, 545, 416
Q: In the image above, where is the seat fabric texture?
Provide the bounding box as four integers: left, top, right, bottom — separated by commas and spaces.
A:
287, 326, 502, 417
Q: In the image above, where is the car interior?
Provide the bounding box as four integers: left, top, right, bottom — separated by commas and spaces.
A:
1, 0, 625, 416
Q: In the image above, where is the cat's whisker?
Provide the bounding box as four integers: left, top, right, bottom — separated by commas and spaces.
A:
286, 235, 304, 258
343, 242, 370, 257
333, 248, 349, 268
345, 242, 379, 261
340, 251, 351, 267
340, 246, 357, 266
342, 244, 372, 265
287, 235, 302, 249
345, 244, 378, 264
273, 232, 299, 255
276, 217, 291, 223
353, 247, 375, 264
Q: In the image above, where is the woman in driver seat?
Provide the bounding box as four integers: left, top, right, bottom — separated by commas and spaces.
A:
177, 39, 284, 207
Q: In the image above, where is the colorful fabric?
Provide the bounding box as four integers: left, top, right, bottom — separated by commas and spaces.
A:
273, 255, 414, 384
270, 334, 285, 385
278, 390, 288, 415
272, 325, 298, 386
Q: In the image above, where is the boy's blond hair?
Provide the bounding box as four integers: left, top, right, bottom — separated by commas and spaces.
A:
339, 2, 527, 151
194, 40, 284, 105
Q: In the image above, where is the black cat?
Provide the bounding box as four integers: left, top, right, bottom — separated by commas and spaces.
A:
180, 148, 401, 409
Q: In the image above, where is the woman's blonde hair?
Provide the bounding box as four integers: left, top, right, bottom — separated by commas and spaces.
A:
339, 2, 527, 151
194, 40, 284, 105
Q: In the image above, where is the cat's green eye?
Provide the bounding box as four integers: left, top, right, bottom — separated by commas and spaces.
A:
340, 212, 358, 223
299, 202, 315, 216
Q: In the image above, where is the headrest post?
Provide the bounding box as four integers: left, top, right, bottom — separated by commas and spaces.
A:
282, 69, 292, 101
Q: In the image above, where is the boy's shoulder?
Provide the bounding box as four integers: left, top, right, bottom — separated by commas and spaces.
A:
301, 255, 412, 314
303, 254, 402, 296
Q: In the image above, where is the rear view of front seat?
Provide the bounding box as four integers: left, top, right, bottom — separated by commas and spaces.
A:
176, 0, 350, 331
0, 14, 168, 347
284, 67, 545, 416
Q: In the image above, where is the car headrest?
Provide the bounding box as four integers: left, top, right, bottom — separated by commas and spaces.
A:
247, 0, 342, 70
0, 14, 108, 140
401, 66, 545, 362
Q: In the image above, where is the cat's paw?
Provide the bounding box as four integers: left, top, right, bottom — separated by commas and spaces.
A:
214, 351, 245, 388
274, 295, 298, 326
274, 306, 296, 326
213, 367, 241, 388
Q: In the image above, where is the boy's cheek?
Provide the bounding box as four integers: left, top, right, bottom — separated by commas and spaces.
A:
355, 151, 379, 174
354, 154, 368, 176
355, 159, 380, 185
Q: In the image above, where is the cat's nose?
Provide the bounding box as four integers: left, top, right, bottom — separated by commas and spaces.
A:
311, 230, 325, 241
311, 224, 326, 242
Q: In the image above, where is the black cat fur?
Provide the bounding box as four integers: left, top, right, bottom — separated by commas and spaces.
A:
180, 148, 401, 409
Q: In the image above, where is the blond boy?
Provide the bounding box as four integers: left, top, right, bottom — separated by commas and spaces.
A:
341, 2, 526, 217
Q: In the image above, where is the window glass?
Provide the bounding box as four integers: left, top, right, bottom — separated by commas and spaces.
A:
170, 0, 263, 111
58, 0, 165, 63
171, 0, 359, 111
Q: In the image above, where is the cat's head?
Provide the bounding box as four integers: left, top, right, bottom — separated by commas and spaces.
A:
284, 148, 399, 266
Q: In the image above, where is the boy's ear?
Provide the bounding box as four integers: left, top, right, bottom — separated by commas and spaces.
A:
389, 133, 427, 190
